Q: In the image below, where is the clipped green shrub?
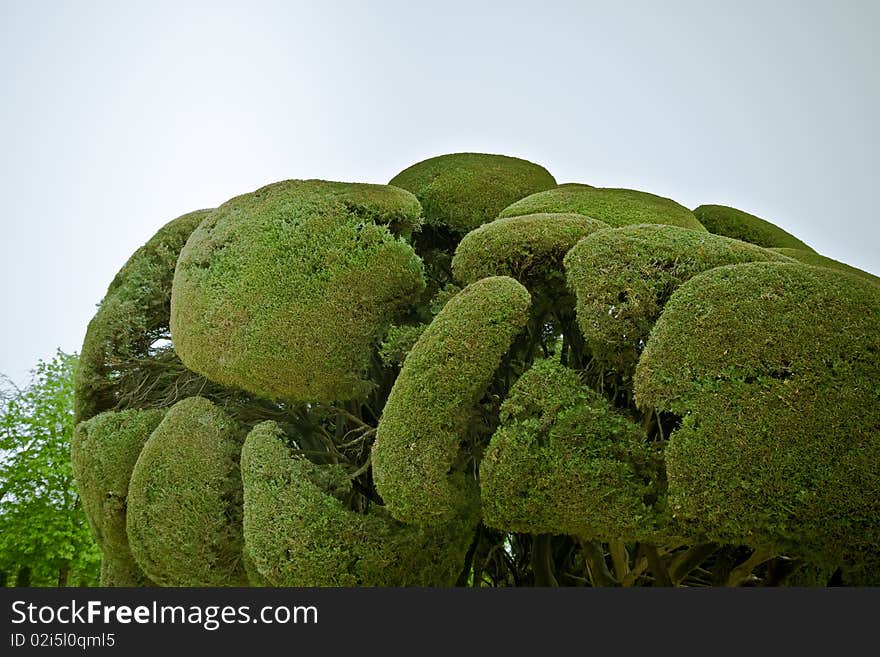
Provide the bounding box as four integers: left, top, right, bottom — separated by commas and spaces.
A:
771, 248, 880, 285
634, 262, 880, 580
242, 421, 476, 586
693, 204, 814, 251
452, 213, 608, 296
389, 152, 556, 234
564, 224, 792, 377
71, 409, 165, 586
74, 209, 211, 423
378, 323, 427, 367
170, 180, 426, 403
372, 276, 531, 526
126, 397, 248, 586
481, 359, 662, 540
500, 185, 705, 231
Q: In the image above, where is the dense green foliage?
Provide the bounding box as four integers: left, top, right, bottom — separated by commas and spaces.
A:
66, 150, 879, 588
389, 153, 556, 234
564, 224, 791, 379
771, 247, 880, 285
372, 276, 531, 526
71, 408, 163, 586
693, 204, 814, 251
242, 421, 475, 586
635, 262, 880, 583
481, 358, 663, 540
126, 397, 248, 586
171, 180, 425, 403
500, 185, 706, 231
74, 210, 211, 424
1, 352, 100, 586
452, 213, 608, 298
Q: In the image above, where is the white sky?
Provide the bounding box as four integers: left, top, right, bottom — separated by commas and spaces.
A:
2, 0, 878, 385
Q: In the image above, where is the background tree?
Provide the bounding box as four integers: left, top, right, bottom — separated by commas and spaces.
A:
0, 351, 101, 586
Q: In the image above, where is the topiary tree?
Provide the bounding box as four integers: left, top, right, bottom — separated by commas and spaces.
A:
500, 185, 706, 232
71, 409, 163, 586
69, 151, 880, 588
693, 204, 814, 251
634, 262, 880, 583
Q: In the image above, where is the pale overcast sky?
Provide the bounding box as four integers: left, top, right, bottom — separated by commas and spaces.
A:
2, 0, 878, 385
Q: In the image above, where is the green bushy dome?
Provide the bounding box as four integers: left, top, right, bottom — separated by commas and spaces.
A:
500, 185, 705, 231
771, 248, 880, 285
389, 152, 556, 234
170, 180, 426, 403
372, 276, 531, 526
241, 421, 476, 586
452, 213, 608, 295
126, 397, 248, 586
75, 209, 211, 423
634, 262, 880, 579
564, 224, 792, 378
481, 359, 662, 540
71, 409, 164, 586
693, 204, 814, 251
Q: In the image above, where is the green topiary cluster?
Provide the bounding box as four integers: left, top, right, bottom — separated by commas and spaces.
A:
171, 180, 426, 403
693, 204, 814, 251
71, 151, 880, 587
500, 185, 706, 232
634, 262, 880, 581
372, 276, 531, 526
71, 408, 164, 586
74, 209, 211, 424
770, 247, 880, 285
452, 213, 608, 297
564, 224, 792, 378
389, 152, 556, 235
126, 397, 249, 586
481, 358, 663, 541
242, 421, 476, 586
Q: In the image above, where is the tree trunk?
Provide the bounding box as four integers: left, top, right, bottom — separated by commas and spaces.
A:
57, 559, 70, 587
16, 565, 32, 587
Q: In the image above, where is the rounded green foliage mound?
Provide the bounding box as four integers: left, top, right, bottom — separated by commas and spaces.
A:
75, 209, 211, 423
389, 153, 556, 234
372, 276, 531, 526
564, 224, 792, 378
499, 185, 706, 231
634, 262, 880, 577
171, 180, 426, 403
71, 409, 164, 586
693, 204, 814, 251
481, 359, 662, 541
452, 213, 609, 295
242, 421, 476, 586
126, 397, 248, 586
771, 248, 880, 286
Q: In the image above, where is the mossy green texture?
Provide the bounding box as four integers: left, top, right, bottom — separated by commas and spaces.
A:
372, 276, 531, 525
74, 209, 211, 424
634, 262, 880, 576
241, 421, 476, 586
71, 409, 164, 586
481, 359, 662, 540
500, 185, 706, 231
389, 153, 556, 234
564, 224, 792, 377
452, 213, 609, 295
771, 248, 880, 285
126, 397, 248, 586
170, 180, 425, 404
378, 323, 426, 367
693, 204, 814, 251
